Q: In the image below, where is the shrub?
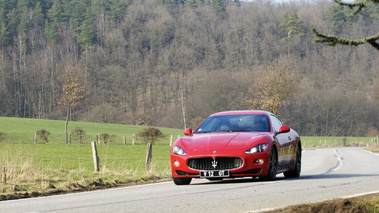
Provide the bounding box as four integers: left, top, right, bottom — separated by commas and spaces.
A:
36, 129, 50, 143
137, 127, 165, 144
100, 133, 115, 144
0, 132, 5, 142
71, 127, 86, 143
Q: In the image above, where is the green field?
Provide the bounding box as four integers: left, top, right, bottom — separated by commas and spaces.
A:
0, 117, 378, 196
0, 117, 183, 145
301, 136, 375, 148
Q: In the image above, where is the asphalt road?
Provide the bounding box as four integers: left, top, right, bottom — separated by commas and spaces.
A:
1, 147, 379, 213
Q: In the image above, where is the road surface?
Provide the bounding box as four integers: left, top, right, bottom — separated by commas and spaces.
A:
1, 147, 379, 213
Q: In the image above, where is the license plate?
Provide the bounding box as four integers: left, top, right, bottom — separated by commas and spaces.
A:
200, 170, 229, 178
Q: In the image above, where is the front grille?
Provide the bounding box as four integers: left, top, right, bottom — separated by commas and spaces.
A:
188, 157, 243, 170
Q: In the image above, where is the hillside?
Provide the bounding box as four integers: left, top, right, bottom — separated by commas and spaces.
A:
0, 0, 378, 137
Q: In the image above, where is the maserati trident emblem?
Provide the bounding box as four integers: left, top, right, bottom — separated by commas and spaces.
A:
211, 157, 218, 169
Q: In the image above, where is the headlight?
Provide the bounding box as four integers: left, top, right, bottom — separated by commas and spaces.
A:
173, 145, 187, 155
245, 143, 268, 154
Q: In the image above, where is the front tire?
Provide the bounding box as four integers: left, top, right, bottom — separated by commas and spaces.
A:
284, 144, 301, 178
261, 148, 277, 181
173, 177, 192, 185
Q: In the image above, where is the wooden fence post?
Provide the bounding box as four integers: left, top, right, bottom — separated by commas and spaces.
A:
123, 136, 126, 145
91, 142, 100, 172
146, 142, 153, 171
170, 135, 173, 146
2, 165, 6, 183
34, 132, 37, 144
132, 134, 135, 145
96, 134, 100, 144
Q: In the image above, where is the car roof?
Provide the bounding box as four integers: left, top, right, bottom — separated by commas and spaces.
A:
209, 110, 273, 117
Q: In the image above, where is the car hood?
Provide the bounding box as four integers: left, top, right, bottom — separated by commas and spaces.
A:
180, 132, 268, 153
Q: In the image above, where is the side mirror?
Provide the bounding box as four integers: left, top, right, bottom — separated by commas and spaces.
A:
278, 125, 290, 134
183, 128, 193, 136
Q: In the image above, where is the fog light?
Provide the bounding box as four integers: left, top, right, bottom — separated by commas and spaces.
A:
173, 160, 180, 167
254, 159, 264, 164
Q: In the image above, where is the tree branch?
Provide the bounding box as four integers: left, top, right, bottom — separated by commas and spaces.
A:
311, 28, 379, 50
334, 0, 366, 14
334, 0, 379, 14
311, 0, 379, 50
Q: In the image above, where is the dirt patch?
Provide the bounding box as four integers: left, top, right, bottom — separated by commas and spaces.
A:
262, 193, 379, 213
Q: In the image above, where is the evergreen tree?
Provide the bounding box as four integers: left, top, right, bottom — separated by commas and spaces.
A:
47, 0, 65, 23
7, 8, 20, 43
212, 0, 226, 13
279, 12, 306, 40
185, 0, 200, 8
78, 17, 95, 50
0, 0, 11, 46
108, 0, 131, 25
324, 5, 356, 35
46, 0, 65, 45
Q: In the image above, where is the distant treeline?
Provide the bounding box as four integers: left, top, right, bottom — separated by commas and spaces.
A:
0, 0, 378, 136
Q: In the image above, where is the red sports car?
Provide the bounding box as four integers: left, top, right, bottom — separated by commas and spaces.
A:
170, 110, 301, 185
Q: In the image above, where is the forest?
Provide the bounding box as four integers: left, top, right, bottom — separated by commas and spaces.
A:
0, 0, 378, 137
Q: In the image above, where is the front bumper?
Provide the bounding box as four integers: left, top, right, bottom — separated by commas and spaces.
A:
171, 152, 270, 178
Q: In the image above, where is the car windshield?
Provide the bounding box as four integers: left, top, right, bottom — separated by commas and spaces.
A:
194, 114, 270, 133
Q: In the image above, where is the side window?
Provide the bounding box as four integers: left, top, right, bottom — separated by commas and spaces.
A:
270, 115, 283, 132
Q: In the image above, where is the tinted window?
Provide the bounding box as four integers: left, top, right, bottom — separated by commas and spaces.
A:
270, 115, 283, 132
195, 114, 270, 133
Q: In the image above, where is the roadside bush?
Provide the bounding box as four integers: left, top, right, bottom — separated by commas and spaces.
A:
71, 127, 86, 143
36, 129, 50, 143
100, 133, 115, 144
137, 127, 165, 144
0, 131, 5, 142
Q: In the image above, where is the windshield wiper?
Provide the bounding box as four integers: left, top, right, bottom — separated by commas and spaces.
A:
196, 131, 212, 133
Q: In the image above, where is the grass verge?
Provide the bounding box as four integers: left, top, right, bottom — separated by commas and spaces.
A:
0, 143, 171, 200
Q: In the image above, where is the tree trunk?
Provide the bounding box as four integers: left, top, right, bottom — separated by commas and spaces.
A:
65, 105, 70, 144
181, 90, 186, 129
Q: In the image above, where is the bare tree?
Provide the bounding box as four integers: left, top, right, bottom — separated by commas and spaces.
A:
243, 58, 300, 116
57, 62, 84, 144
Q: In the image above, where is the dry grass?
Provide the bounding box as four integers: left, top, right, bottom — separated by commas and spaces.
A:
0, 144, 171, 198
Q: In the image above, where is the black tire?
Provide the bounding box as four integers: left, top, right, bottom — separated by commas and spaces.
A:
173, 177, 192, 185
284, 144, 301, 178
261, 148, 277, 181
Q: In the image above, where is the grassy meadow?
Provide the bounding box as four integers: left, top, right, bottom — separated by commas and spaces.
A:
0, 117, 378, 196
0, 117, 183, 144
0, 117, 182, 195
301, 136, 376, 148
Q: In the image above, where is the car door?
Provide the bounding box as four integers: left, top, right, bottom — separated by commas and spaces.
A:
270, 115, 294, 169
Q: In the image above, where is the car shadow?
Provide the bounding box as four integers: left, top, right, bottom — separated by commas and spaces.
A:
192, 177, 277, 185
